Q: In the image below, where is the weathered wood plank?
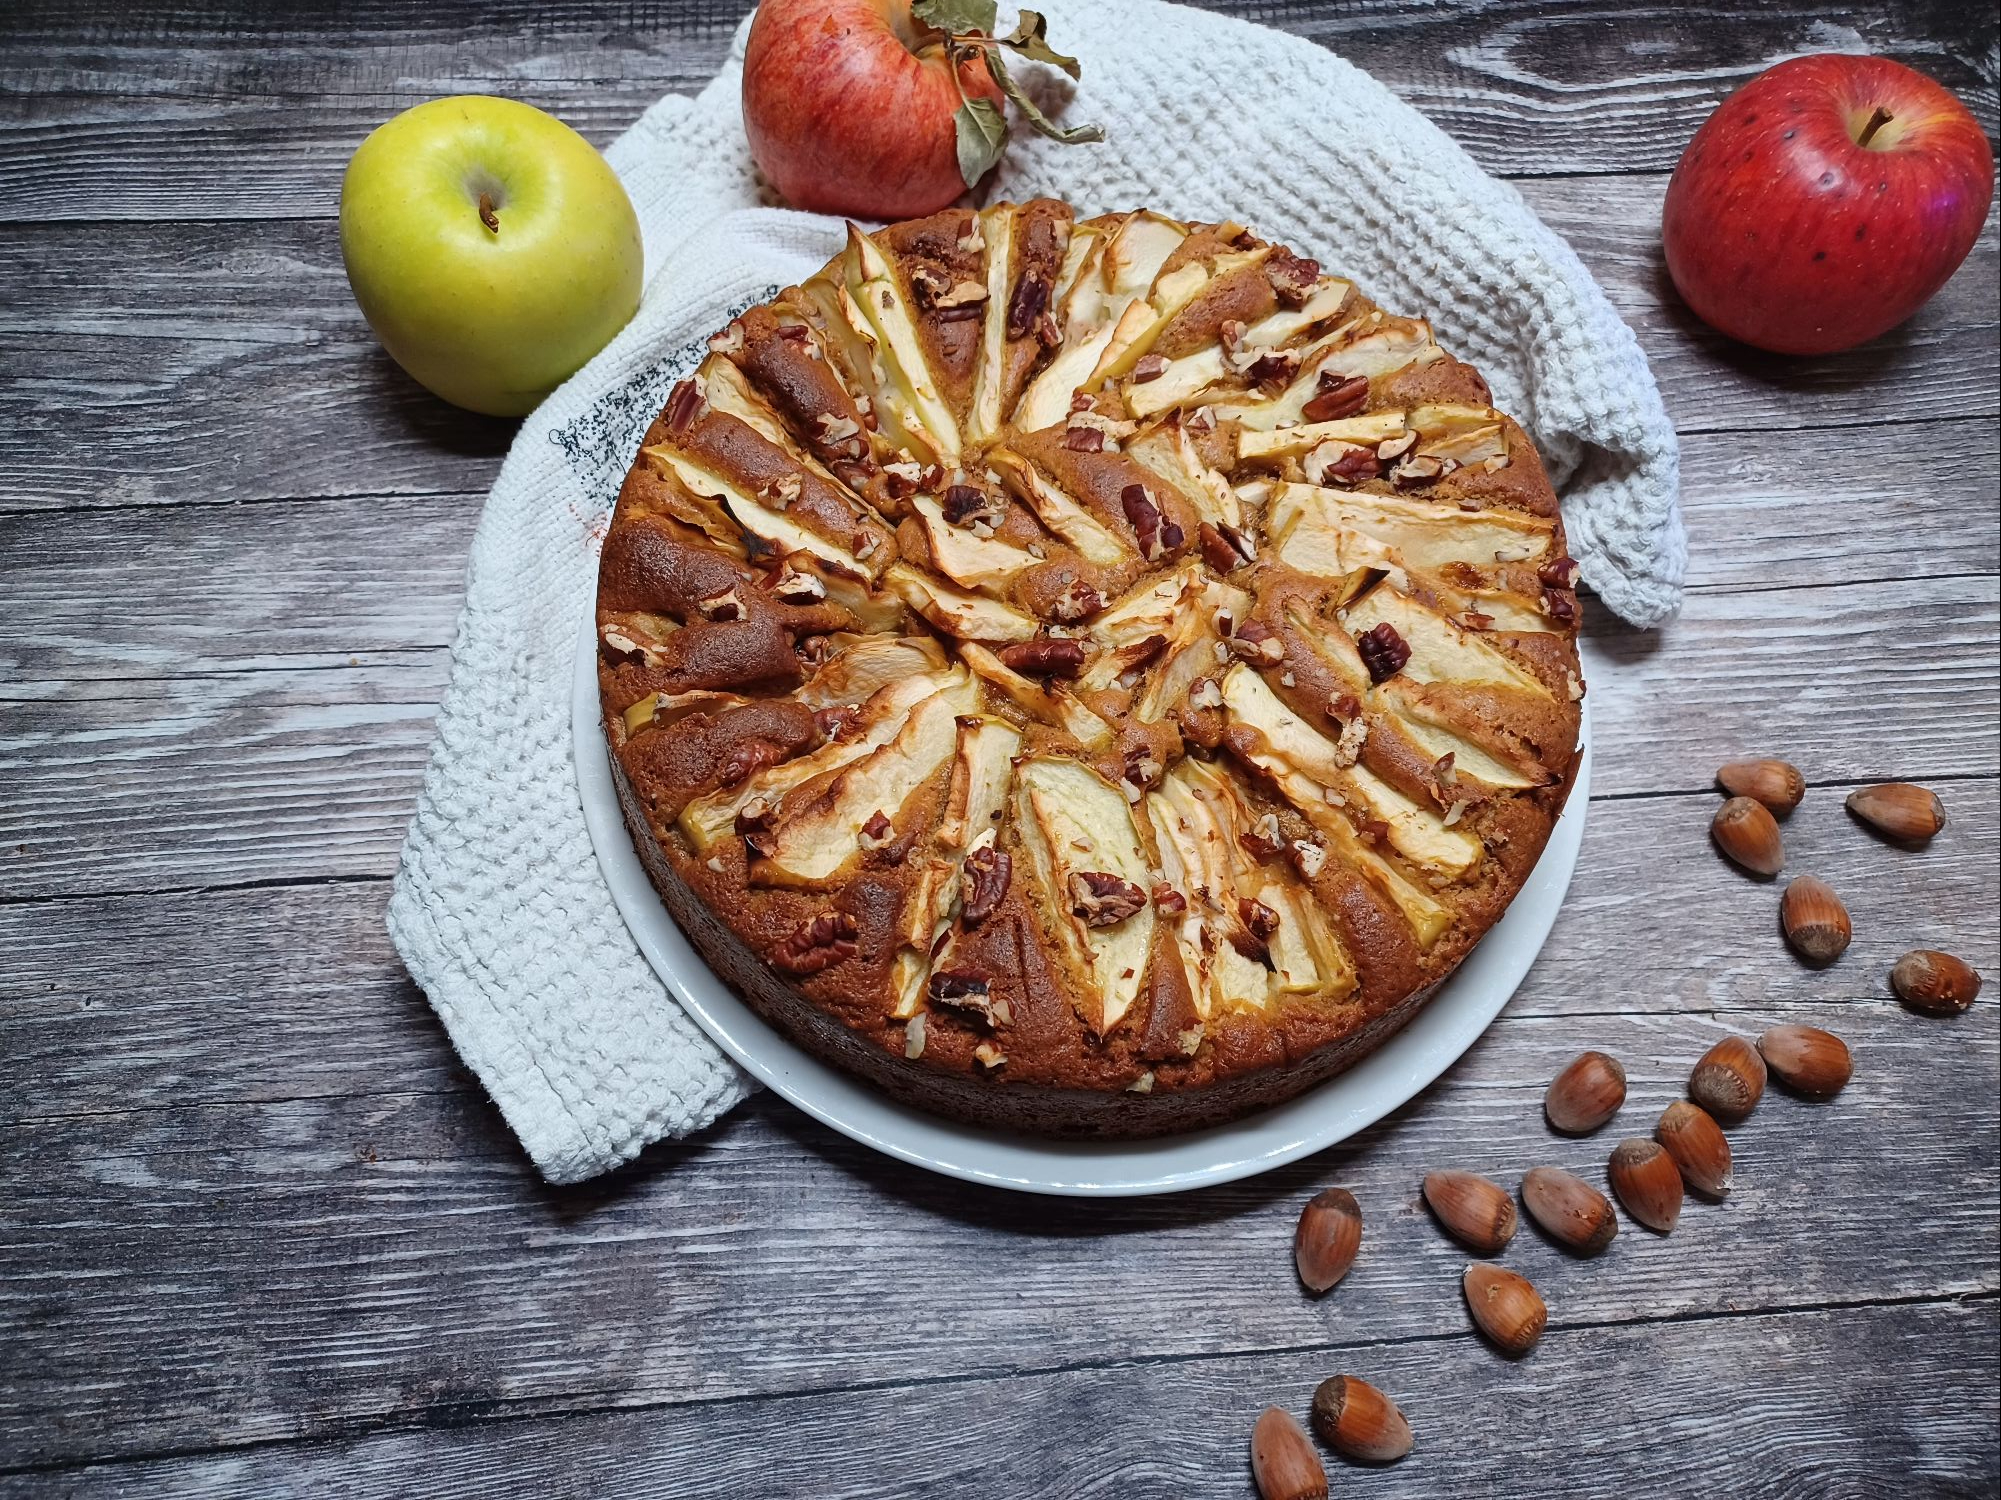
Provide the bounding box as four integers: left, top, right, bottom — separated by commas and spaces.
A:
3, 560, 1992, 897
5, 779, 1992, 1123
1, 0, 1993, 219
0, 666, 446, 896
1, 191, 1993, 514
1581, 572, 2000, 793
2, 423, 1993, 686
0, 999, 1992, 1467
0, 492, 478, 676
12, 1298, 1991, 1497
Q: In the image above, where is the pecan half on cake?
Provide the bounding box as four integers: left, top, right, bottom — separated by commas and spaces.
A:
597, 203, 1584, 1136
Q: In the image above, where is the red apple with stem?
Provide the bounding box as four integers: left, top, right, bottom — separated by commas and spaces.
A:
1662, 54, 1994, 355
743, 0, 1003, 219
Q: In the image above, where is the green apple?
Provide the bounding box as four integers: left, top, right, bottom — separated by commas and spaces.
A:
340, 96, 643, 418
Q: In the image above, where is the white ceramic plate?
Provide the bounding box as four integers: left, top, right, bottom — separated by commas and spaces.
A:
575, 620, 1589, 1196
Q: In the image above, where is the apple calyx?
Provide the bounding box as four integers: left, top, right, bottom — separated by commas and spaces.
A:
1855, 105, 1894, 149
477, 191, 500, 234
909, 0, 1104, 190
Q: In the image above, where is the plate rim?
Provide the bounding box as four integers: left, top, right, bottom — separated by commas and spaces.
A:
573, 614, 1590, 1197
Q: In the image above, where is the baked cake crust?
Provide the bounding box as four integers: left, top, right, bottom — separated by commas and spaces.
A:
596, 202, 1584, 1136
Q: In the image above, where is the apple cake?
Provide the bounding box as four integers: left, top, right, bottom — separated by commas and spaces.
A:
597, 201, 1584, 1136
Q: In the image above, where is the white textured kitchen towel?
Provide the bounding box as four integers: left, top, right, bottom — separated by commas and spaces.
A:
387, 0, 1684, 1183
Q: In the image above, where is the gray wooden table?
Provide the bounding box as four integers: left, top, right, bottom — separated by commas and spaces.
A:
3, 2, 1997, 1494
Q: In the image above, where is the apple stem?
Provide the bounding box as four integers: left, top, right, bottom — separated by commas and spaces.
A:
1858, 106, 1893, 148
478, 192, 500, 234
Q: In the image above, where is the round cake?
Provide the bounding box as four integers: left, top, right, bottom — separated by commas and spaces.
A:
597, 201, 1584, 1136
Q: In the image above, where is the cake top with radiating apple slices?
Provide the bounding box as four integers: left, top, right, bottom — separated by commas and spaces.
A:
598, 201, 1583, 1126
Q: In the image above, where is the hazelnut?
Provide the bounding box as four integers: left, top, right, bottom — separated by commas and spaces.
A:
1781, 875, 1852, 965
1716, 758, 1805, 813
1250, 1407, 1327, 1500
1654, 1100, 1732, 1198
1293, 1187, 1362, 1295
1688, 1035, 1767, 1124
1462, 1262, 1546, 1357
1758, 1024, 1853, 1099
1846, 782, 1946, 844
1311, 1375, 1413, 1464
1520, 1166, 1618, 1255
1710, 796, 1784, 877
1607, 1137, 1684, 1234
1890, 949, 1984, 1015
1422, 1169, 1517, 1255
1543, 1050, 1626, 1135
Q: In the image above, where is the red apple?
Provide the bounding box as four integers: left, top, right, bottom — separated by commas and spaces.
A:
1662, 54, 1994, 355
744, 0, 1004, 220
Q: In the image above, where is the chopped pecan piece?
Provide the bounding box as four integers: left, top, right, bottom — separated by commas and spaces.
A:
1540, 587, 1579, 627
1390, 453, 1446, 486
1197, 522, 1241, 574
717, 738, 786, 788
998, 637, 1087, 678
1063, 423, 1106, 453
942, 482, 1006, 533
1188, 676, 1223, 711
1244, 350, 1299, 389
1242, 811, 1285, 860
698, 584, 746, 622
734, 795, 775, 836
1539, 556, 1581, 589
1224, 619, 1284, 666
1303, 441, 1378, 487
1376, 430, 1419, 461
1151, 881, 1187, 915
1356, 622, 1411, 684
882, 459, 925, 499
1131, 353, 1170, 383
1068, 871, 1148, 927
959, 845, 1011, 926
1238, 896, 1280, 941
663, 378, 705, 435
1048, 579, 1106, 623
1291, 839, 1327, 879
1265, 247, 1321, 306
772, 911, 859, 975
814, 704, 865, 742
708, 321, 746, 356
756, 473, 802, 509
859, 810, 895, 851
1327, 691, 1363, 723
1122, 744, 1164, 793
1006, 272, 1054, 343
1302, 371, 1371, 423
1120, 483, 1184, 561
770, 564, 826, 603
928, 969, 1011, 1027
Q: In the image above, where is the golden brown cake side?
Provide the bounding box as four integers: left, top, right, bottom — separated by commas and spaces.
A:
597, 202, 1584, 1136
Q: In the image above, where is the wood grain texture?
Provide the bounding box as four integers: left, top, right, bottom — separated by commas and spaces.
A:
1, 1000, 1994, 1467
4, 565, 1993, 898
1, 188, 1994, 515
12, 1298, 1993, 1498
5, 784, 1993, 1125
0, 0, 1997, 1488
1, 0, 1993, 219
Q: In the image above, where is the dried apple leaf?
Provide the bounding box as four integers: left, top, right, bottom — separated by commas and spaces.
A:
954, 96, 1009, 189
999, 9, 1081, 78
988, 49, 1105, 146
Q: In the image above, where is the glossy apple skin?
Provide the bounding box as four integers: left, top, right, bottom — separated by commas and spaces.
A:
744, 0, 1002, 219
340, 96, 643, 417
1662, 54, 1994, 355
